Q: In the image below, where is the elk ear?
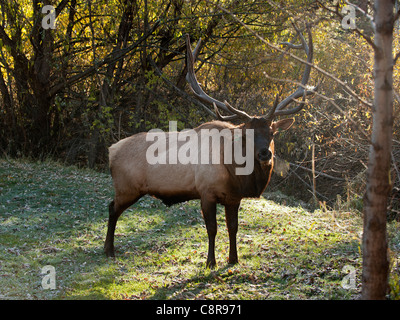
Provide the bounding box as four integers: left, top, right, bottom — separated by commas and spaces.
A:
271, 118, 294, 134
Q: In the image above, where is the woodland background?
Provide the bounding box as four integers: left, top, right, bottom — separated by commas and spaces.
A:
0, 0, 399, 215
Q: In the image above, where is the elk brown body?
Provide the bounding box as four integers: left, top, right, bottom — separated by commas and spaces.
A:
104, 30, 315, 268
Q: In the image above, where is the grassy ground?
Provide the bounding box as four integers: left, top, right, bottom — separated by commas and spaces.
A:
0, 159, 399, 300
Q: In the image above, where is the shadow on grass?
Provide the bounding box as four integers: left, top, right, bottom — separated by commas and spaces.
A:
64, 195, 362, 300
144, 239, 361, 300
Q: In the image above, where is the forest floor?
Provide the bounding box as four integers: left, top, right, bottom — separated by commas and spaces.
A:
0, 159, 399, 300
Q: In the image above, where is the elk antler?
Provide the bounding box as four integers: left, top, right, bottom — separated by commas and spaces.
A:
264, 94, 280, 122
264, 24, 317, 122
185, 34, 252, 121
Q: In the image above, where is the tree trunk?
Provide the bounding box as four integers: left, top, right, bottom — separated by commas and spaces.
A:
362, 0, 394, 300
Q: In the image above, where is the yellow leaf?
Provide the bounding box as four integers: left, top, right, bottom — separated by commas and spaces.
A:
307, 222, 316, 233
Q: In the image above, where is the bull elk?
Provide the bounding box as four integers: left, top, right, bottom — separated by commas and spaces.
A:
105, 26, 316, 268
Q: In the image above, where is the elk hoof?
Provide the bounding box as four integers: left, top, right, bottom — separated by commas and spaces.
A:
104, 245, 115, 258
206, 259, 217, 269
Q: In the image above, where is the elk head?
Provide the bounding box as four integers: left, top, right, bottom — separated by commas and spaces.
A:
185, 24, 316, 169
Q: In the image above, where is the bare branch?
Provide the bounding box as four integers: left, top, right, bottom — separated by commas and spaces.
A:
263, 71, 370, 141
49, 20, 161, 96
394, 9, 400, 22
288, 161, 345, 181
212, 1, 373, 109
394, 51, 400, 65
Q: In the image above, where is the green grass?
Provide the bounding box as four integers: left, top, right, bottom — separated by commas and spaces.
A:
0, 158, 399, 300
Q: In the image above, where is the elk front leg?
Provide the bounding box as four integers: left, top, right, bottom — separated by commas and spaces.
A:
201, 199, 217, 268
225, 202, 240, 265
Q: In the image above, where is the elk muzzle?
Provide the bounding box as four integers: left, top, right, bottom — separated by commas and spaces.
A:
257, 147, 272, 163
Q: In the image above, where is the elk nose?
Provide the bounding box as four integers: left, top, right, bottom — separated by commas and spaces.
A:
258, 148, 272, 161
